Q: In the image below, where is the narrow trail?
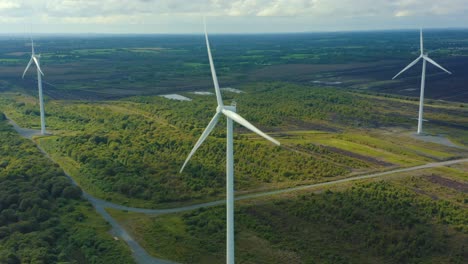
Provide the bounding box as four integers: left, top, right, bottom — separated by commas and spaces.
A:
6, 115, 468, 264
82, 157, 468, 215
6, 115, 43, 139
6, 116, 174, 264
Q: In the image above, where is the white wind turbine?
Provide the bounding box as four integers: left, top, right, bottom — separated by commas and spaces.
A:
392, 29, 451, 135
22, 38, 47, 135
180, 22, 280, 264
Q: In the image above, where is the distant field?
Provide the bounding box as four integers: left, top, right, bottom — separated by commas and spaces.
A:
1, 30, 468, 101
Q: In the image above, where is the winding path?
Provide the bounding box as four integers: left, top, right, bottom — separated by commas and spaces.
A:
6, 116, 173, 264
79, 157, 468, 215
6, 115, 468, 263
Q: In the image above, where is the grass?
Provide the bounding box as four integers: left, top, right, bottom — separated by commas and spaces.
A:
183, 62, 206, 68
109, 166, 468, 263
108, 208, 305, 264
108, 210, 195, 260
342, 131, 456, 160
275, 129, 461, 166
430, 163, 468, 181
71, 48, 118, 55
308, 133, 430, 166
1, 88, 466, 208
280, 53, 315, 60
0, 58, 21, 63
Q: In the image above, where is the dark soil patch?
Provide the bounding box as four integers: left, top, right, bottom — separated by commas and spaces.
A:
412, 188, 439, 200
426, 174, 468, 193
426, 119, 468, 131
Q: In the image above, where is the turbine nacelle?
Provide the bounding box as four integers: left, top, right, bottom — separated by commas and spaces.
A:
22, 37, 47, 136
22, 39, 44, 78
180, 21, 280, 174
220, 105, 236, 116
392, 28, 452, 135
179, 102, 280, 173
181, 19, 280, 264
392, 29, 451, 80
216, 104, 236, 113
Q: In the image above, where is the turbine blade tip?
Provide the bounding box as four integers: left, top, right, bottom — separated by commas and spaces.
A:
180, 163, 187, 173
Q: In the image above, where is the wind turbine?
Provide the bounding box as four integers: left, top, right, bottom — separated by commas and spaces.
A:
392, 29, 451, 135
180, 22, 280, 264
22, 38, 47, 135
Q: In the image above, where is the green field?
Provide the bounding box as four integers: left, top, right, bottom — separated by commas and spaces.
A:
109, 164, 468, 263
0, 82, 467, 209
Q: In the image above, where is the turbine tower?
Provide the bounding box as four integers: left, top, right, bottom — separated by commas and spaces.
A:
180, 22, 280, 264
22, 38, 47, 135
392, 29, 451, 135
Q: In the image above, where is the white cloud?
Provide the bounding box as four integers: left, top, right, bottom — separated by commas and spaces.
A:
395, 10, 412, 17
256, 0, 316, 16
0, 0, 467, 33
0, 1, 19, 10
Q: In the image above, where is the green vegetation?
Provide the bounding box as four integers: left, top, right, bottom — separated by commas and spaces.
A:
110, 168, 468, 264
1, 31, 468, 263
0, 81, 466, 208
0, 114, 135, 263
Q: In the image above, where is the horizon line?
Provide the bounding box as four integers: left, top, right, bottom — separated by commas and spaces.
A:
1, 27, 468, 37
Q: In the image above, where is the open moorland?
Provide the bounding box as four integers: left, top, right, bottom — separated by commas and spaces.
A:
1, 29, 468, 102
1, 82, 467, 208
0, 29, 467, 263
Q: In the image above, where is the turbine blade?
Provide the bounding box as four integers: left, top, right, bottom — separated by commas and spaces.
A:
392, 56, 422, 79
31, 37, 35, 55
222, 109, 280, 146
204, 21, 223, 107
420, 28, 423, 55
423, 56, 452, 74
22, 57, 34, 79
32, 57, 45, 76
180, 112, 221, 173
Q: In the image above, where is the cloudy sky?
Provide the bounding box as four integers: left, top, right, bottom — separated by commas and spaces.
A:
0, 0, 467, 34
